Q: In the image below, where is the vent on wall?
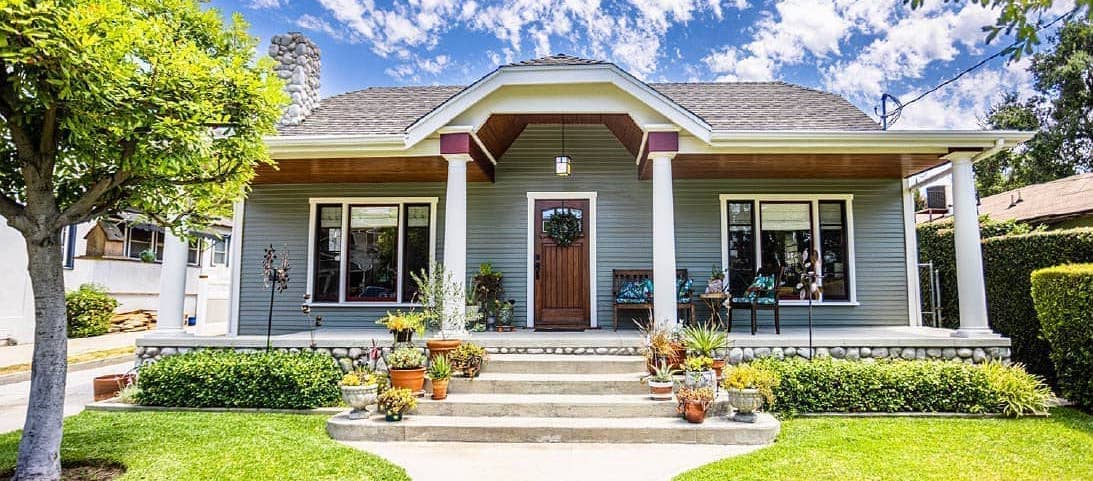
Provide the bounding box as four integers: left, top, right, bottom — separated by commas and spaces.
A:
925, 186, 947, 210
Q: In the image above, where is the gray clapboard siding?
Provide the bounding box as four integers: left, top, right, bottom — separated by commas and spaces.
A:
238, 125, 910, 334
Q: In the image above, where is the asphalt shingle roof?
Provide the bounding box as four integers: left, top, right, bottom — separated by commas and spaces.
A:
977, 173, 1093, 223
276, 57, 880, 136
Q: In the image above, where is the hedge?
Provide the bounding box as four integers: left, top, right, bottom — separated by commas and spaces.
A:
137, 350, 342, 409
918, 225, 1093, 380
754, 358, 1051, 416
1031, 263, 1093, 410
65, 284, 117, 338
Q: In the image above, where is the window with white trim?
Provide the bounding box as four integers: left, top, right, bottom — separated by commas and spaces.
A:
123, 225, 202, 267
309, 198, 436, 304
722, 195, 855, 303
211, 236, 230, 267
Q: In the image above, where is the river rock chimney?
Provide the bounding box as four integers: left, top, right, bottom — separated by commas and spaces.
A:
269, 32, 320, 126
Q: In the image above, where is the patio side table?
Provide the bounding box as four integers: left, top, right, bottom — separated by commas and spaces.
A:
699, 293, 728, 328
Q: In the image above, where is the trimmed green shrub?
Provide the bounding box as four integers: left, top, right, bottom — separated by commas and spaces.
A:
1031, 263, 1093, 410
65, 283, 117, 338
754, 358, 1050, 416
918, 225, 1093, 380
137, 350, 342, 409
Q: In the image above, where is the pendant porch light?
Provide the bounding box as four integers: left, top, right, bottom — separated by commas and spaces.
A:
554, 121, 572, 177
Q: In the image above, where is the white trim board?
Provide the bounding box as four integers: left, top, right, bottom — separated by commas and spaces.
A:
305, 197, 439, 306
718, 193, 857, 305
525, 192, 599, 329
228, 200, 245, 337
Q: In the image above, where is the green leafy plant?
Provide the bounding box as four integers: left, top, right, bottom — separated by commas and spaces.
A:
136, 350, 342, 409
722, 363, 780, 404
377, 387, 417, 415
427, 355, 452, 381
684, 356, 714, 372
682, 323, 728, 357
375, 310, 426, 336
710, 265, 725, 281
473, 263, 505, 315
115, 384, 141, 405
340, 369, 381, 387
411, 262, 473, 337
1032, 262, 1093, 410
980, 361, 1053, 416
385, 347, 425, 370
646, 360, 678, 383
449, 342, 488, 376
65, 284, 118, 338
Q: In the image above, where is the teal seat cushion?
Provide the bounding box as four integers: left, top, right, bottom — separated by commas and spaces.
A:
733, 274, 778, 305
676, 277, 693, 303
615, 279, 652, 304
731, 296, 777, 305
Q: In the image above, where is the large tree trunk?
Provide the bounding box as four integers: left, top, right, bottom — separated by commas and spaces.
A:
13, 232, 68, 481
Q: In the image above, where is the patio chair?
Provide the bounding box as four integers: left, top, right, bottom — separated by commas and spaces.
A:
728, 265, 783, 335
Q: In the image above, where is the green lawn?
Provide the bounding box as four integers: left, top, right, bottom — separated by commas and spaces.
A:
676, 408, 1093, 481
0, 411, 408, 481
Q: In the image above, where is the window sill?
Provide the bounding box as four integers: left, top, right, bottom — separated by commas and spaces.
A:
777, 300, 859, 307
307, 302, 423, 308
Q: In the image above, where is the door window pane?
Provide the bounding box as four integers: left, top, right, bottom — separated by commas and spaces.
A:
726, 201, 755, 294
346, 205, 398, 302
402, 204, 431, 303
820, 201, 849, 300
313, 205, 342, 302
759, 202, 813, 300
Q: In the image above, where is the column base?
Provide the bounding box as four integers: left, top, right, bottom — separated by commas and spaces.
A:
951, 327, 1001, 338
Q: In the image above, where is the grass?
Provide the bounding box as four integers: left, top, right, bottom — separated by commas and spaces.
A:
0, 346, 135, 376
676, 407, 1093, 481
0, 411, 408, 481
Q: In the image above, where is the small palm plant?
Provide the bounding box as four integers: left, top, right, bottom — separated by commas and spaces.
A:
427, 355, 453, 400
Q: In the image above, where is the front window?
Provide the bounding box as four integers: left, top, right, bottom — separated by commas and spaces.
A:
723, 196, 854, 303
309, 199, 436, 304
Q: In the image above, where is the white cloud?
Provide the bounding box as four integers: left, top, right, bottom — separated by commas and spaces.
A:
295, 14, 338, 38
247, 0, 282, 9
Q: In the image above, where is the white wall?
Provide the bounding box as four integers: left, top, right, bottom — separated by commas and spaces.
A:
0, 220, 35, 344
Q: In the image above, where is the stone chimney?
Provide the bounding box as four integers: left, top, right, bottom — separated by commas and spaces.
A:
269, 32, 320, 125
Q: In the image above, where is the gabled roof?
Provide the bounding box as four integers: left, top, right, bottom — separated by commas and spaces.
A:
276, 81, 878, 137
978, 173, 1093, 224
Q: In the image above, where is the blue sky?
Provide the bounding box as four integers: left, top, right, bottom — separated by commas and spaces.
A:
210, 0, 1077, 130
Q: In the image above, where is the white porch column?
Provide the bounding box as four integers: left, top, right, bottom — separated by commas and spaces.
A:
651, 153, 678, 329
950, 154, 994, 337
443, 154, 471, 328
154, 231, 188, 335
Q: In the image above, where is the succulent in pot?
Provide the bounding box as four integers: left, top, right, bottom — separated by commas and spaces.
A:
722, 364, 779, 423
683, 355, 717, 390
448, 342, 488, 378
377, 387, 418, 422
339, 370, 380, 419
386, 346, 427, 396
676, 386, 715, 424
427, 355, 453, 400
682, 323, 729, 378
644, 360, 677, 400
376, 310, 426, 344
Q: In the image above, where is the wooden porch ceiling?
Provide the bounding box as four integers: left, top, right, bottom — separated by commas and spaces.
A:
639, 153, 947, 180
253, 156, 493, 184
476, 114, 644, 159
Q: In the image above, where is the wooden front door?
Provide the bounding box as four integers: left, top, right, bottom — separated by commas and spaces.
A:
534, 199, 591, 330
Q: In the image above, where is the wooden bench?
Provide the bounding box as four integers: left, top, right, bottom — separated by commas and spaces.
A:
611, 269, 695, 331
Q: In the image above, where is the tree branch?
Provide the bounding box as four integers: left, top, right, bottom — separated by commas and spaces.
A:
0, 193, 30, 233
53, 170, 134, 229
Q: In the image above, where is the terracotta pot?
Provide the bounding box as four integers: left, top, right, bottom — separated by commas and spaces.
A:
649, 380, 674, 400
392, 329, 414, 344
431, 378, 450, 400
426, 339, 461, 360
712, 359, 727, 378
389, 367, 426, 395
93, 373, 135, 401
683, 401, 707, 424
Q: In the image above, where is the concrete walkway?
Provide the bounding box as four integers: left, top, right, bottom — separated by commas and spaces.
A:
0, 331, 144, 368
0, 361, 133, 434
343, 441, 762, 481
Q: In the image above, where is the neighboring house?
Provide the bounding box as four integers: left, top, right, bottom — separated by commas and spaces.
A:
0, 214, 232, 344
198, 33, 1028, 338
975, 173, 1093, 229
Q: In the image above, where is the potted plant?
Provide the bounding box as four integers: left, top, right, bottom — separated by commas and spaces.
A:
638, 320, 686, 373
643, 360, 677, 400
411, 264, 468, 359
496, 299, 516, 331
705, 265, 726, 294
386, 346, 427, 396
427, 355, 453, 400
339, 370, 380, 419
465, 287, 484, 331
683, 356, 717, 390
722, 364, 779, 423
682, 323, 730, 378
473, 263, 505, 329
376, 310, 425, 344
676, 386, 715, 424
449, 342, 488, 378
377, 387, 417, 422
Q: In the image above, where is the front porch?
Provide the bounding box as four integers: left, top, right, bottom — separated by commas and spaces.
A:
135, 325, 1012, 365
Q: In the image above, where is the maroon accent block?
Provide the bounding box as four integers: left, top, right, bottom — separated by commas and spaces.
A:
440, 133, 472, 155
647, 131, 679, 153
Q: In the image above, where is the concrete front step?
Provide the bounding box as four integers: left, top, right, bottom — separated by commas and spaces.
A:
449, 372, 649, 395
486, 354, 646, 374
327, 412, 779, 445
416, 393, 732, 418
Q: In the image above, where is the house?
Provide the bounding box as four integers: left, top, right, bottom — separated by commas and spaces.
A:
140, 33, 1026, 365
975, 173, 1093, 229
0, 214, 233, 344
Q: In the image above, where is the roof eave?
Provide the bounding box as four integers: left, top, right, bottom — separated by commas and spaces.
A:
705, 129, 1033, 152
264, 133, 408, 159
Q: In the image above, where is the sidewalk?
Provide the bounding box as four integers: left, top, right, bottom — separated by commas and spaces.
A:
0, 331, 144, 368
0, 361, 133, 434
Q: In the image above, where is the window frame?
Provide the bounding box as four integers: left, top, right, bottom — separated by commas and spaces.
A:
211, 235, 231, 267
719, 194, 857, 305
306, 197, 438, 307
